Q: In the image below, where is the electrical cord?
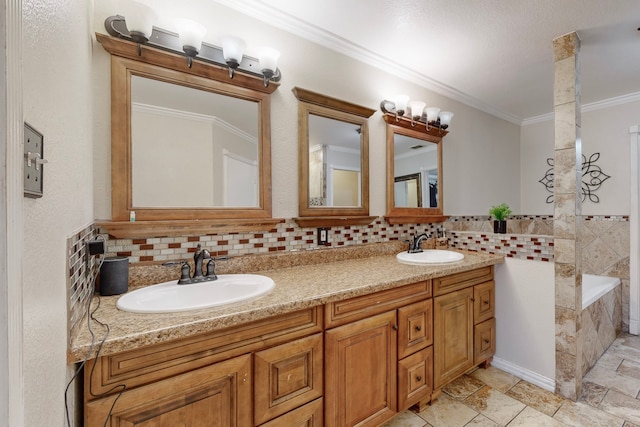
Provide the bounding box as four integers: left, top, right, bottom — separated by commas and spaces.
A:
64, 254, 126, 427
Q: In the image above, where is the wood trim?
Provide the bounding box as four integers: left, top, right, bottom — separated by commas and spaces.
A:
292, 87, 375, 118
325, 281, 431, 328
292, 215, 376, 227
97, 33, 278, 94
96, 218, 285, 238
85, 307, 322, 399
382, 113, 448, 137
384, 215, 449, 225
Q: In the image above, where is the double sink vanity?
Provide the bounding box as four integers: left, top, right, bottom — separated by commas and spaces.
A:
71, 244, 502, 426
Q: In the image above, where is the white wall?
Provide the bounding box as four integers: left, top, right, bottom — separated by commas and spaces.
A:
91, 0, 522, 220
521, 99, 640, 215
494, 258, 556, 390
22, 0, 95, 425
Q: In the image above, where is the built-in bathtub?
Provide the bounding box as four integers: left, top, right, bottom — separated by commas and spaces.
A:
582, 274, 622, 375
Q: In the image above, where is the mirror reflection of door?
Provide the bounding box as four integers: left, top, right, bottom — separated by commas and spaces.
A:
393, 134, 438, 208
308, 114, 362, 208
394, 173, 422, 207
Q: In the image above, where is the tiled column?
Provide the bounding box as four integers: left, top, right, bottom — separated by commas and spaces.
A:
553, 32, 583, 400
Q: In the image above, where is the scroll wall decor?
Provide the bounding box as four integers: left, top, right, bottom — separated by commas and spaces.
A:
538, 152, 611, 203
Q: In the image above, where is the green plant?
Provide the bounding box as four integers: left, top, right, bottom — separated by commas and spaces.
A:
489, 203, 512, 221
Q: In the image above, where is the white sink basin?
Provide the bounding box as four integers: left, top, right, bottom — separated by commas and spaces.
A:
116, 274, 275, 313
396, 250, 464, 265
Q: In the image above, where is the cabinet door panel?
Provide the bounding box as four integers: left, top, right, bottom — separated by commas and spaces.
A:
325, 310, 397, 427
474, 281, 495, 324
254, 333, 323, 425
86, 354, 252, 427
398, 299, 433, 359
259, 397, 323, 427
434, 288, 473, 389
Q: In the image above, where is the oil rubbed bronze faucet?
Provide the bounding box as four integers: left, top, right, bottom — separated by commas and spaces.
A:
162, 244, 228, 285
407, 233, 431, 253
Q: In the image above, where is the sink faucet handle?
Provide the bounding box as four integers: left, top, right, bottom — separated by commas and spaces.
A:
205, 259, 218, 280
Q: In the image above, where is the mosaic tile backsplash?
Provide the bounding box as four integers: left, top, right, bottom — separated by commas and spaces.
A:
67, 215, 630, 340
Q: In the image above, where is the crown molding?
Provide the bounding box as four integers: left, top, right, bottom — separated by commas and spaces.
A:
213, 0, 523, 125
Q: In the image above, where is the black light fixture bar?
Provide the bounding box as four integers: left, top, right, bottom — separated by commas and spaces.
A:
104, 15, 281, 83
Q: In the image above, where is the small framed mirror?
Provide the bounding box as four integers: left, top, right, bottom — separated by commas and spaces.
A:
384, 116, 446, 223
293, 87, 376, 227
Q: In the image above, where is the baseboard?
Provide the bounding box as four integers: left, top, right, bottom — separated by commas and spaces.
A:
491, 357, 555, 392
630, 320, 639, 336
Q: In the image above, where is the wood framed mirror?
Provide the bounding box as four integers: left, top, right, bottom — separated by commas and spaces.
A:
384, 114, 447, 224
293, 87, 376, 227
96, 34, 282, 238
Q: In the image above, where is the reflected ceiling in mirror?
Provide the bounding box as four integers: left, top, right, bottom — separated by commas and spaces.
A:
131, 76, 260, 208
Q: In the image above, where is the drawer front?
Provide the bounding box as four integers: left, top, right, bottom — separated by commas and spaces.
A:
398, 347, 433, 410
474, 318, 496, 364
258, 397, 323, 427
86, 307, 322, 398
325, 281, 431, 328
254, 333, 323, 425
398, 299, 433, 359
474, 281, 495, 324
433, 266, 494, 297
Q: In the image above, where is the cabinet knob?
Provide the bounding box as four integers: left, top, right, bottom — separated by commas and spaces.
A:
483, 300, 490, 305
416, 375, 422, 382
471, 297, 476, 302
415, 325, 422, 331
484, 339, 490, 344
392, 324, 398, 331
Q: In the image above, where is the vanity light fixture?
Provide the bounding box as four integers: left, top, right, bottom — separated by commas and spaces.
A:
380, 96, 453, 132
104, 7, 282, 85
221, 36, 246, 78
177, 19, 207, 68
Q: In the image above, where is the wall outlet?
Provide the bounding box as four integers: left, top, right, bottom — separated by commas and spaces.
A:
317, 227, 329, 245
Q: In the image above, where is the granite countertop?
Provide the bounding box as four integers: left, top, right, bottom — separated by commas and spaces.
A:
68, 247, 503, 362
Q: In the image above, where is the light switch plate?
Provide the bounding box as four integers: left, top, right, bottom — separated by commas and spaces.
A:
317, 227, 329, 245
24, 122, 44, 198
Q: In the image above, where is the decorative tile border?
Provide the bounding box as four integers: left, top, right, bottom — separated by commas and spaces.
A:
448, 231, 554, 262
66, 223, 101, 342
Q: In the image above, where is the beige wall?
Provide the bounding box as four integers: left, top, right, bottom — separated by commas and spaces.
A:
22, 0, 95, 425
91, 0, 522, 220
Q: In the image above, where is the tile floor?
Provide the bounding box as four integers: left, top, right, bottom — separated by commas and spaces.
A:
383, 333, 640, 427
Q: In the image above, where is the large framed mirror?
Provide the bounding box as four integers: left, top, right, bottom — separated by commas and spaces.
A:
96, 34, 282, 237
293, 87, 376, 227
384, 115, 447, 223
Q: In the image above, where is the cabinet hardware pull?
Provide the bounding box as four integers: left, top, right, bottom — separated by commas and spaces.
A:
484, 339, 490, 344
416, 375, 422, 381
483, 300, 490, 305
392, 324, 398, 331
415, 325, 422, 331
471, 297, 476, 302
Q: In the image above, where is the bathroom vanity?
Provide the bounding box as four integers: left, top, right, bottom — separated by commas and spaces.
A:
72, 247, 501, 427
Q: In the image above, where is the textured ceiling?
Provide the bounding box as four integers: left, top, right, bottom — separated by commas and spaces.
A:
215, 0, 640, 124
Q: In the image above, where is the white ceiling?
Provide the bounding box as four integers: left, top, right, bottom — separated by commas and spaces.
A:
215, 0, 640, 124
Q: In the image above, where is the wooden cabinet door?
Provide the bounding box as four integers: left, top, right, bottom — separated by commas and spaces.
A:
433, 288, 473, 389
397, 299, 433, 359
474, 281, 495, 324
474, 318, 496, 364
398, 346, 433, 410
85, 354, 252, 427
254, 333, 323, 425
325, 310, 397, 427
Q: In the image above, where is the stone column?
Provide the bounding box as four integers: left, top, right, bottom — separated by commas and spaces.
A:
553, 32, 583, 400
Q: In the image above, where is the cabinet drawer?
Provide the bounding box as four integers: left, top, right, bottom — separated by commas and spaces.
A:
398, 347, 433, 410
474, 281, 495, 324
258, 397, 323, 427
474, 318, 496, 364
85, 307, 322, 398
254, 333, 323, 425
433, 266, 493, 296
398, 299, 433, 359
325, 281, 431, 328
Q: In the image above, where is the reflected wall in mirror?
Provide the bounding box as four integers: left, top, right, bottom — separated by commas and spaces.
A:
131, 76, 260, 208
384, 115, 446, 223
293, 87, 376, 226
103, 37, 274, 223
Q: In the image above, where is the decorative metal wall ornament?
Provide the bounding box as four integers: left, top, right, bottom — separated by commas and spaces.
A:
538, 152, 611, 203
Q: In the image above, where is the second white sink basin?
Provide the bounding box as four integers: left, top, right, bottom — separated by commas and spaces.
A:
116, 274, 275, 313
396, 250, 464, 265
